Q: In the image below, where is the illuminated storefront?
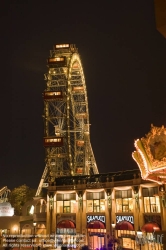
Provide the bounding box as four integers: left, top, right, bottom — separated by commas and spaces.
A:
116, 215, 135, 249
1, 170, 165, 250
45, 170, 166, 250
87, 216, 106, 250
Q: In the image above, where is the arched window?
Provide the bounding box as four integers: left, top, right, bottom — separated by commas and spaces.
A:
21, 224, 32, 235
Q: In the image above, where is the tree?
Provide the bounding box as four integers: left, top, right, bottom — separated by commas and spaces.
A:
8, 184, 36, 215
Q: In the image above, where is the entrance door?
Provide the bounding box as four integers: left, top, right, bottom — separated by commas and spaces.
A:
88, 234, 105, 250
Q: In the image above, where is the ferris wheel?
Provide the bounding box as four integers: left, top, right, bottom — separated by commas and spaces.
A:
36, 44, 98, 196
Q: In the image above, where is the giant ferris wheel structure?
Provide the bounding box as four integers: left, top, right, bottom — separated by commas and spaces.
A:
36, 44, 98, 196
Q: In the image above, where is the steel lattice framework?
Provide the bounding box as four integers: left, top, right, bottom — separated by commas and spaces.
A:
36, 44, 98, 196
0, 186, 10, 203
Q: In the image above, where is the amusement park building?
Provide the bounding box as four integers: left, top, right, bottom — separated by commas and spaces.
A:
1, 169, 166, 250
44, 169, 166, 250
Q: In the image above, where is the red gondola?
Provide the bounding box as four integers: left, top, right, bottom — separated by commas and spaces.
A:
54, 44, 70, 49
43, 137, 63, 147
43, 91, 63, 100
73, 86, 84, 92
47, 56, 67, 67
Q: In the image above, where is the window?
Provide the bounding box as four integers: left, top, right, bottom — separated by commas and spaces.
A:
86, 192, 105, 212
34, 200, 47, 214
0, 229, 8, 236
26, 205, 32, 215
21, 224, 32, 235
64, 201, 70, 213
115, 190, 133, 212
56, 193, 76, 213
142, 187, 160, 213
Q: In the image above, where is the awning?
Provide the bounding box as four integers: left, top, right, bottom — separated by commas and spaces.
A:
57, 220, 75, 228
141, 222, 160, 233
88, 221, 105, 229
116, 221, 134, 231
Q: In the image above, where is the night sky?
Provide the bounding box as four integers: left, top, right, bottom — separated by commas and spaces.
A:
1, 1, 166, 189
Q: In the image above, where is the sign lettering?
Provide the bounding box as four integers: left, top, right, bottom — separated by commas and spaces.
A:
0, 203, 14, 217
87, 215, 105, 224
116, 215, 134, 224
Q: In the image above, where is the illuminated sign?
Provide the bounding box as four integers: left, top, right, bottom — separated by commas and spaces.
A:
87, 215, 105, 224
0, 202, 14, 216
132, 125, 166, 184
116, 215, 134, 224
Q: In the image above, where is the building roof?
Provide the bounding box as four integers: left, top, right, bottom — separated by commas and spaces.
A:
53, 169, 141, 186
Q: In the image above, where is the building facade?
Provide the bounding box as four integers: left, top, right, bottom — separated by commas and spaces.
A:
1, 169, 166, 250
45, 169, 166, 250
0, 199, 47, 249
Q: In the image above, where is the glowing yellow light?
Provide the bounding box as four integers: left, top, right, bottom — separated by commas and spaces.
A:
29, 205, 34, 214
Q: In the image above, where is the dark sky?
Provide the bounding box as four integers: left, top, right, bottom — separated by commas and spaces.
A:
1, 1, 166, 189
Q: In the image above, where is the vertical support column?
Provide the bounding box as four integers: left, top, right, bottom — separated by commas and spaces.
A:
82, 191, 87, 246
105, 188, 112, 248
160, 184, 166, 230
76, 191, 83, 232
46, 192, 55, 236
52, 193, 56, 235
46, 193, 51, 235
